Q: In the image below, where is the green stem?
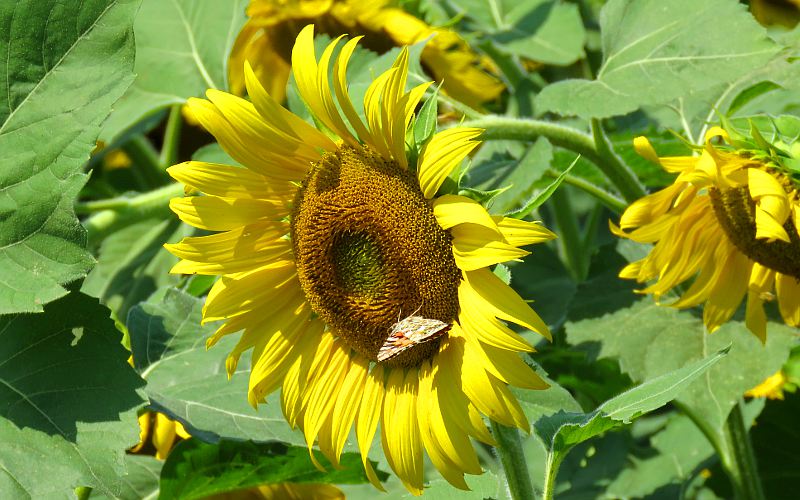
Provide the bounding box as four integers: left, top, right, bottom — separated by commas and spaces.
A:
491, 421, 535, 500
83, 183, 185, 247
545, 169, 626, 213
461, 116, 645, 203
122, 136, 169, 188
160, 105, 183, 169
549, 188, 586, 281
590, 119, 646, 202
722, 400, 766, 500
676, 401, 765, 500
541, 451, 564, 500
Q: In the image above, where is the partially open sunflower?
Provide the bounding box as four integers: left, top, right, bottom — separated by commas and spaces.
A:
166, 25, 554, 494
614, 125, 800, 341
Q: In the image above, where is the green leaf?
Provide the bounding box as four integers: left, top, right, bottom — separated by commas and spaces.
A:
535, 348, 727, 453
605, 412, 715, 497
91, 455, 163, 500
413, 84, 439, 147
566, 299, 797, 431
727, 81, 783, 116
505, 156, 577, 218
536, 0, 779, 119
451, 0, 586, 65
467, 137, 553, 215
81, 218, 187, 319
159, 439, 383, 500
127, 288, 305, 445
101, 0, 248, 141
490, 1, 586, 66
0, 292, 146, 497
399, 471, 505, 499
0, 0, 139, 313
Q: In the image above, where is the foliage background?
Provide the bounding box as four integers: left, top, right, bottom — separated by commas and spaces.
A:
1, 0, 799, 498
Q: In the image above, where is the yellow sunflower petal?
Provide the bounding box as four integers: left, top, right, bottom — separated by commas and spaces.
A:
326, 353, 368, 466
186, 97, 310, 181
166, 223, 291, 275
451, 224, 529, 271
381, 367, 423, 495
167, 162, 290, 199
332, 36, 374, 144
493, 217, 557, 247
153, 413, 178, 460
169, 195, 286, 231
458, 280, 534, 351
776, 273, 800, 327
463, 268, 551, 341
203, 262, 297, 322
432, 194, 499, 231
703, 251, 751, 332
417, 128, 482, 199
356, 364, 386, 491
292, 26, 357, 145
243, 61, 337, 152
417, 360, 472, 490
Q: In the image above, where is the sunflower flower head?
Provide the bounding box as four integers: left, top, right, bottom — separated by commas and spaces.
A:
229, 0, 504, 108
614, 120, 800, 341
166, 25, 555, 494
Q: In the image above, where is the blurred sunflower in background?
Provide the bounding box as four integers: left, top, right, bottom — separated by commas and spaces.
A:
130, 411, 190, 460
229, 0, 504, 109
166, 25, 554, 494
614, 124, 800, 341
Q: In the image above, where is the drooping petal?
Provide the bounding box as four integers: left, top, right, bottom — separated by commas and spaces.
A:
167, 161, 291, 199
463, 268, 551, 340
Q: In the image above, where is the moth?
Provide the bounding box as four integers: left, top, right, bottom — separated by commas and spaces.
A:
377, 310, 452, 362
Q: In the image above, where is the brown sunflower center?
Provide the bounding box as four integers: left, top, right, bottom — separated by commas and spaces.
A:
709, 179, 800, 279
290, 145, 461, 366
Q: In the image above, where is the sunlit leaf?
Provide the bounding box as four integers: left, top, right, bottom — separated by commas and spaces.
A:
0, 0, 139, 313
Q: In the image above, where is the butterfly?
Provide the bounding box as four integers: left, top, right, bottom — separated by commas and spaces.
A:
377, 311, 452, 362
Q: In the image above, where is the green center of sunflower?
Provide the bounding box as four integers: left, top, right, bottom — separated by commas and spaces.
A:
709, 177, 800, 279
290, 146, 461, 367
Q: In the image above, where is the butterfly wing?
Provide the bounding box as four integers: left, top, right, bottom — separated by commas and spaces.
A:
377, 316, 452, 362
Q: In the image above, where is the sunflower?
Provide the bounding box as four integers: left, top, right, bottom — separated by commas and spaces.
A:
166, 25, 553, 494
229, 0, 504, 109
613, 125, 800, 341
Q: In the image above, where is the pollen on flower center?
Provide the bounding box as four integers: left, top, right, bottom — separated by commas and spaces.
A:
709, 184, 800, 279
290, 145, 461, 366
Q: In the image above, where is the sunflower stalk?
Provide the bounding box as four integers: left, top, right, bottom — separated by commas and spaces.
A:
122, 135, 169, 188
460, 116, 646, 203
548, 188, 588, 281
490, 421, 536, 500
721, 400, 766, 500
81, 183, 184, 247
159, 105, 183, 169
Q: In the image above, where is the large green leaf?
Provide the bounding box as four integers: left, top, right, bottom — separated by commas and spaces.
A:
450, 0, 585, 65
536, 0, 779, 119
101, 0, 248, 141
567, 299, 797, 431
0, 292, 146, 497
159, 439, 382, 500
0, 0, 139, 313
127, 288, 305, 445
534, 348, 727, 454
92, 455, 163, 500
